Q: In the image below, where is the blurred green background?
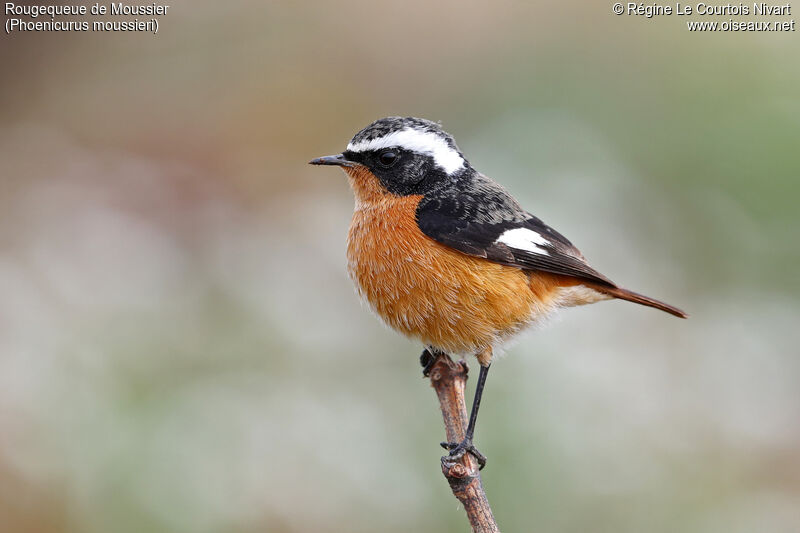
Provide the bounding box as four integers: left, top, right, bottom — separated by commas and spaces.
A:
1, 2, 799, 532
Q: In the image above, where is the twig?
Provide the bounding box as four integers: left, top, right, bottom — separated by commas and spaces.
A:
426, 352, 500, 533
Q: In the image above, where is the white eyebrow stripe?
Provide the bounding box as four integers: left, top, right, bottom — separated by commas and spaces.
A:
496, 228, 550, 255
346, 128, 465, 174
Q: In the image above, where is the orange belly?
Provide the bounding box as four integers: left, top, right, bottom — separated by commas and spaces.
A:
346, 193, 571, 354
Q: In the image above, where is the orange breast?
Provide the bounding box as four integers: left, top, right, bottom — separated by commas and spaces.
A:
346, 189, 568, 355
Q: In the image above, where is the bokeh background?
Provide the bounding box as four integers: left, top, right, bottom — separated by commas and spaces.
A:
1, 2, 799, 532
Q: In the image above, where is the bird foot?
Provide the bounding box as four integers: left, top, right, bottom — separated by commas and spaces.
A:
420, 348, 438, 377
440, 438, 487, 470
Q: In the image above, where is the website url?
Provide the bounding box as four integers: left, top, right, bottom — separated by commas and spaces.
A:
687, 19, 796, 31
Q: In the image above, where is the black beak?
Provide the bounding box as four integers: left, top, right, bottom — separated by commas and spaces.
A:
308, 153, 356, 168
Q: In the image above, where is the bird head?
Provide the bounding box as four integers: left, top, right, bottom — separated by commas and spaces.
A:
310, 117, 472, 203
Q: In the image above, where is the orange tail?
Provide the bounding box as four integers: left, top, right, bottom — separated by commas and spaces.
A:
595, 286, 688, 318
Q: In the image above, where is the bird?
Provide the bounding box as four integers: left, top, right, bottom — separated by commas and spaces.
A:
310, 116, 687, 468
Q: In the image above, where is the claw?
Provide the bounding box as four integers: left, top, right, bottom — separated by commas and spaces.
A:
440, 439, 487, 469
420, 348, 437, 377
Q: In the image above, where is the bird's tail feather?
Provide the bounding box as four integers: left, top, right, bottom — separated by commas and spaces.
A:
594, 285, 688, 318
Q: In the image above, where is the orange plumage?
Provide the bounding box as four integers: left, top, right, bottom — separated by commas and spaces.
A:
344, 166, 587, 362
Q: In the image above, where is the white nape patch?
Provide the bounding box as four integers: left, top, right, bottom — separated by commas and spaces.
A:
347, 128, 465, 175
496, 228, 550, 255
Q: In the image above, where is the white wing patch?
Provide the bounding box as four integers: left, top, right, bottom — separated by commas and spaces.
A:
496, 228, 550, 255
347, 128, 465, 175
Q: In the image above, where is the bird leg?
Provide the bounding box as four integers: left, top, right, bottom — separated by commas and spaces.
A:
441, 359, 491, 469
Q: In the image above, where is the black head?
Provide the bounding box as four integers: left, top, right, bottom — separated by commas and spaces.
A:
310, 117, 472, 196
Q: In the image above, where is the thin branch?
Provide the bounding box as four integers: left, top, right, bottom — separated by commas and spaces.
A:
426, 353, 500, 533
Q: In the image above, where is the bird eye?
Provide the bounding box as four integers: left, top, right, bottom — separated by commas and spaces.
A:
378, 150, 398, 167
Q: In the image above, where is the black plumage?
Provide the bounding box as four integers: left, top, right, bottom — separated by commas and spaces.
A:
416, 172, 616, 287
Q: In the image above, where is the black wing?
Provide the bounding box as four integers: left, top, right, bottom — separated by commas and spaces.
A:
416, 174, 616, 287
